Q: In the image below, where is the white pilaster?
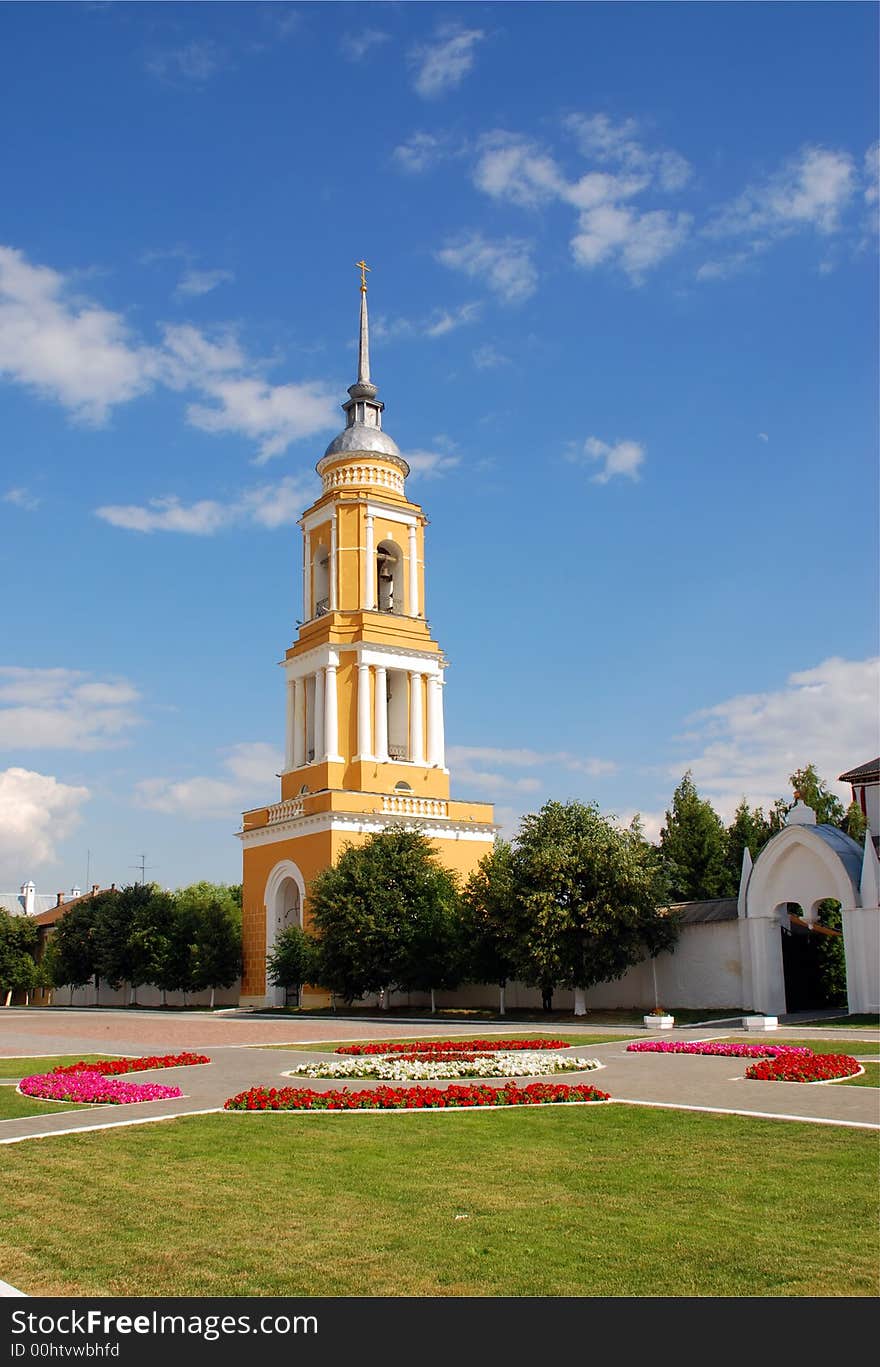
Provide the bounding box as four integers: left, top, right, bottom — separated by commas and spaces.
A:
293, 679, 305, 769
313, 669, 325, 761
409, 671, 425, 765
285, 680, 296, 770
407, 524, 419, 617
324, 663, 341, 761
374, 665, 388, 762
427, 674, 445, 767
329, 511, 338, 611
364, 514, 375, 610
357, 663, 372, 760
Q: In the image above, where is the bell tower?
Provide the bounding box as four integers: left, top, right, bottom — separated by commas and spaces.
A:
238, 267, 496, 1007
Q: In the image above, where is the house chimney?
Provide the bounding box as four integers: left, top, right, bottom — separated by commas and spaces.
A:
21, 881, 36, 916
56, 892, 64, 907
91, 884, 99, 895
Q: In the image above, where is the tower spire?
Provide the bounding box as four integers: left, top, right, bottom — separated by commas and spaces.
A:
347, 259, 378, 403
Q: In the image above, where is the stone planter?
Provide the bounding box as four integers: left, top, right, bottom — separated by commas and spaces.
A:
643, 1014, 674, 1030
742, 1015, 778, 1031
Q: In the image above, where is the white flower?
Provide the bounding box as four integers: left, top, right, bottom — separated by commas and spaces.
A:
283, 1052, 602, 1082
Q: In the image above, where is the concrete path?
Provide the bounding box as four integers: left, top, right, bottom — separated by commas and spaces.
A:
1, 1010, 877, 1143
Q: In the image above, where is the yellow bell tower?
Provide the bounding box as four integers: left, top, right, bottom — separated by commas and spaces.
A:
239, 267, 496, 1007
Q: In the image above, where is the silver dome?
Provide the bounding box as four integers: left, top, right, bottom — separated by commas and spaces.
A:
322, 423, 401, 459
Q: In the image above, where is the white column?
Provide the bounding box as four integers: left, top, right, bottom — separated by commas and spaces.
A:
409, 671, 425, 765
313, 669, 325, 761
407, 524, 419, 617
285, 679, 296, 770
324, 663, 341, 761
357, 663, 372, 759
303, 535, 312, 621
374, 665, 388, 762
427, 674, 445, 767
329, 512, 338, 610
364, 514, 375, 609
293, 679, 305, 768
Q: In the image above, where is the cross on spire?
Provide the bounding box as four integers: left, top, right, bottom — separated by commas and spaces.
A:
356, 259, 370, 293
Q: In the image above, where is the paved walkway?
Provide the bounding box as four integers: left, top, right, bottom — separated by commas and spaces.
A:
1, 1009, 877, 1143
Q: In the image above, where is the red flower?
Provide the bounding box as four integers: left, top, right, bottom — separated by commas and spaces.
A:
223, 1080, 611, 1111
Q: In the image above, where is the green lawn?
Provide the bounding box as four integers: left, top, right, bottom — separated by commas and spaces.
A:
724, 1037, 880, 1055
833, 1062, 880, 1089
0, 1055, 122, 1079
797, 1015, 880, 1029
0, 1106, 876, 1297
0, 1090, 91, 1121
272, 1033, 640, 1053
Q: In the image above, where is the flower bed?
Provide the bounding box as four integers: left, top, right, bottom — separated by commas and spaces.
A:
19, 1071, 183, 1105
335, 1038, 571, 1056
50, 1052, 210, 1076
224, 1081, 611, 1111
626, 1041, 811, 1059
285, 1052, 602, 1082
744, 1053, 861, 1083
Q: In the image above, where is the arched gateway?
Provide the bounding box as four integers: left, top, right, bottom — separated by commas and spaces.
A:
739, 799, 880, 1015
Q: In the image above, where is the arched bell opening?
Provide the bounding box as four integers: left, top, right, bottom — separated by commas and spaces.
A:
313, 542, 330, 616
376, 540, 403, 614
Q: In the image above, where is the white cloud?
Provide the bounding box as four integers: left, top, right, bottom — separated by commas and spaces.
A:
146, 41, 228, 84
672, 656, 880, 819
392, 132, 449, 174
176, 268, 234, 298
571, 205, 691, 282
410, 25, 484, 99
865, 142, 879, 204
95, 473, 315, 535
340, 29, 389, 63
185, 375, 338, 463
423, 302, 482, 337
0, 247, 338, 460
568, 435, 646, 485
470, 120, 692, 283
3, 486, 40, 511
0, 768, 90, 881
758, 432, 769, 442
373, 302, 481, 341
0, 667, 141, 750
707, 145, 856, 241
613, 808, 667, 844
472, 344, 510, 370
135, 741, 283, 819
403, 449, 461, 480
436, 234, 537, 303
0, 246, 157, 423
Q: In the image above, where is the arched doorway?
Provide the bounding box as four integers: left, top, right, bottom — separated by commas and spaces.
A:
264, 860, 306, 1008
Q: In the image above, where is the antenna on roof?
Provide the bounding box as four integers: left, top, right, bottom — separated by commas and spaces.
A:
129, 853, 155, 886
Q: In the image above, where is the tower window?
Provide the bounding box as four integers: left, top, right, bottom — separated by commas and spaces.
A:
376, 540, 402, 614
394, 781, 413, 792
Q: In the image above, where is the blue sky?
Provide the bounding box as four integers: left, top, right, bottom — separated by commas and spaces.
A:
1, 1, 877, 893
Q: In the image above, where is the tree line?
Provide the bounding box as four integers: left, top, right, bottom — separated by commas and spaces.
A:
269, 800, 677, 1015
0, 881, 242, 1008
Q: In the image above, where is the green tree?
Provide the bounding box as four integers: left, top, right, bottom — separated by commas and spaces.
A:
787, 764, 847, 827
660, 773, 734, 901
726, 799, 774, 887
266, 924, 320, 1005
191, 900, 242, 1008
843, 800, 868, 846
0, 910, 38, 1006
49, 893, 107, 1002
308, 826, 462, 1007
96, 884, 160, 1002
461, 839, 520, 1014
512, 800, 677, 1016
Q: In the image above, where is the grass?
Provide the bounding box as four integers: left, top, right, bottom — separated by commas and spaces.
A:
271, 1033, 640, 1053
724, 1037, 880, 1055
0, 1055, 122, 1079
0, 1106, 876, 1297
796, 1015, 879, 1029
0, 1091, 91, 1121
832, 1062, 879, 1089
